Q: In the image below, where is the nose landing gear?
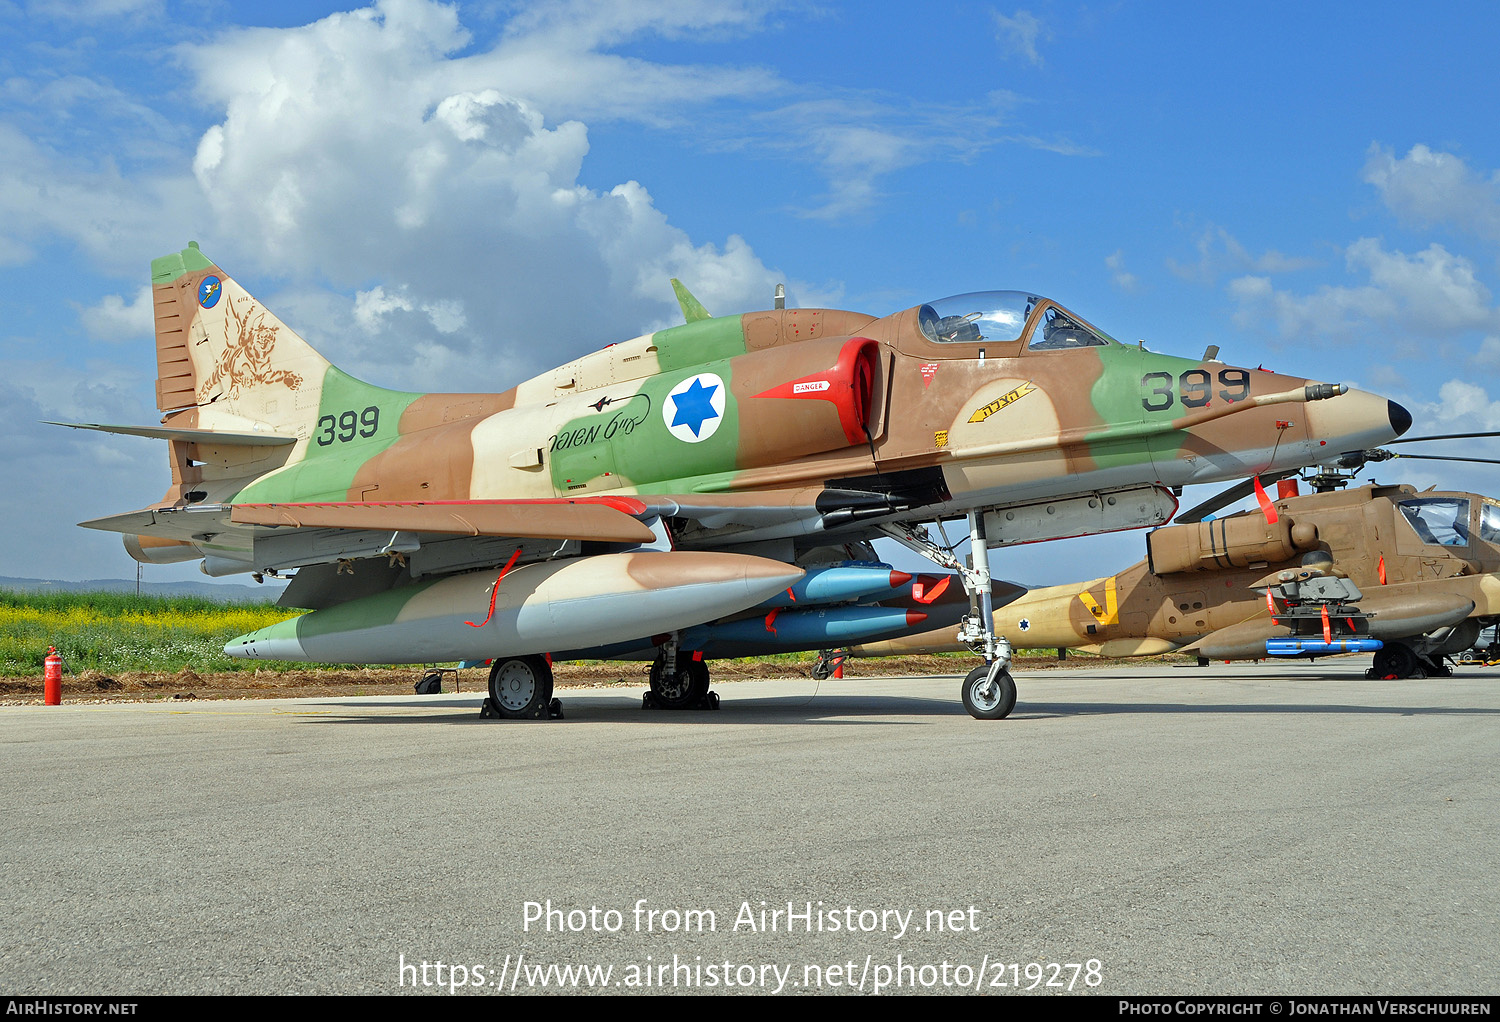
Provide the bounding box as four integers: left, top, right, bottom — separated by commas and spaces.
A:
881, 510, 1018, 720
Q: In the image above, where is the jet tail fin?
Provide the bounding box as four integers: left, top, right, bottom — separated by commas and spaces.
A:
150, 242, 332, 434
142, 243, 425, 505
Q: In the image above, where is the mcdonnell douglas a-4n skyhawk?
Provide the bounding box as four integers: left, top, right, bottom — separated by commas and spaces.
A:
63, 243, 1411, 718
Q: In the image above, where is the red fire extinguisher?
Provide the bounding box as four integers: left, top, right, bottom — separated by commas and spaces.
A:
44, 647, 62, 706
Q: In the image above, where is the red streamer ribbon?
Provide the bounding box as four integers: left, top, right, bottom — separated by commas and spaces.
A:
465, 548, 523, 628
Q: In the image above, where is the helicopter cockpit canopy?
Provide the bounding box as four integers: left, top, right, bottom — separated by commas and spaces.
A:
1397, 496, 1471, 547
916, 291, 1114, 350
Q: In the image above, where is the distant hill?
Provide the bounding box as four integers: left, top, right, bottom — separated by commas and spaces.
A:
0, 575, 287, 602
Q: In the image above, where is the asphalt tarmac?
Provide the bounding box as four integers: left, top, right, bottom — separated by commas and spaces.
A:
3, 660, 1496, 996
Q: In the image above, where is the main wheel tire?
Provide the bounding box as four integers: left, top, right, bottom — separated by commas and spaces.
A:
961, 664, 1017, 720
1372, 642, 1420, 679
487, 655, 554, 718
649, 653, 710, 709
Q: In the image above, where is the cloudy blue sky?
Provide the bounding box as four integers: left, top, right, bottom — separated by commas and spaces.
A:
5, 0, 1500, 588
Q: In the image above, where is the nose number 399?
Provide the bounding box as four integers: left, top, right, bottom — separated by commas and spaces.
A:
1140, 368, 1250, 412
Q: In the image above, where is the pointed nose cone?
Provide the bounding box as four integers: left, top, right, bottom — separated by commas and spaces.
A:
1304, 388, 1410, 457
1388, 400, 1413, 438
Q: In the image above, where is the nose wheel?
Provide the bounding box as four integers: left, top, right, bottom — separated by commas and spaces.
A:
961, 662, 1017, 720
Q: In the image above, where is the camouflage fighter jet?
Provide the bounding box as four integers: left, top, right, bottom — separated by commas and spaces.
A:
857, 481, 1498, 680
61, 243, 1412, 718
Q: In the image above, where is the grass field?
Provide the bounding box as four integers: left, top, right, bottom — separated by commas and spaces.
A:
0, 589, 303, 676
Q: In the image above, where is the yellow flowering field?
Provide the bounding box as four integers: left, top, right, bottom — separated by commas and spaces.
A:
0, 589, 302, 676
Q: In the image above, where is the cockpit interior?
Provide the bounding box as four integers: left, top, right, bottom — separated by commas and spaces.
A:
916, 291, 1114, 350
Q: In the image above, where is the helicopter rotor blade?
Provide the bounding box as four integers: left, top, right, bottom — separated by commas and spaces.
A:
1176, 470, 1298, 524
1382, 453, 1500, 466
1299, 429, 1500, 493
1386, 430, 1500, 445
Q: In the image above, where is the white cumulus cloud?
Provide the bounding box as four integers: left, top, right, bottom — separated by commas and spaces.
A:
1168, 224, 1319, 284
77, 285, 154, 342
1362, 143, 1500, 242
179, 0, 790, 384
1422, 379, 1500, 430
1228, 238, 1494, 339
354, 285, 466, 336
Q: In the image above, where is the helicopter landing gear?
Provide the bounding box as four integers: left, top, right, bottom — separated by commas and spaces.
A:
1366, 642, 1449, 680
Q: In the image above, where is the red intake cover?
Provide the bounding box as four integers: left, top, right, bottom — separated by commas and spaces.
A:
751, 337, 880, 445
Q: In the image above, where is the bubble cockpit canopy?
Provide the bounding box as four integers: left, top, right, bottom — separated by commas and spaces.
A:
916, 291, 1115, 350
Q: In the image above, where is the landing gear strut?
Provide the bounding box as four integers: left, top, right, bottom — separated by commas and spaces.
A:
644, 640, 717, 710
880, 511, 1016, 720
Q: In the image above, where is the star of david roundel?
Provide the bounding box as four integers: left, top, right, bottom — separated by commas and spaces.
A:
664, 372, 727, 443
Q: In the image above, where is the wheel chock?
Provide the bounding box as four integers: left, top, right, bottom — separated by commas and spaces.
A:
641, 689, 720, 710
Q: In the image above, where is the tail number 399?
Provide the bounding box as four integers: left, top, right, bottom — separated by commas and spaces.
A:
316, 406, 381, 445
1141, 369, 1250, 412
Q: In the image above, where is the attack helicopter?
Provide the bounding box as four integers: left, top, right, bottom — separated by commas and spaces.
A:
855, 436, 1500, 680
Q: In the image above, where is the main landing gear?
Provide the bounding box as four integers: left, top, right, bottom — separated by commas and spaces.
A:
880, 511, 1017, 720
643, 641, 719, 710
481, 654, 563, 719
1366, 641, 1451, 680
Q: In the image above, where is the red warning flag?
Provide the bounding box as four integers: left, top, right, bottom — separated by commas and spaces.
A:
1253, 475, 1279, 524
1321, 604, 1332, 643
1378, 555, 1387, 585
911, 575, 951, 604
